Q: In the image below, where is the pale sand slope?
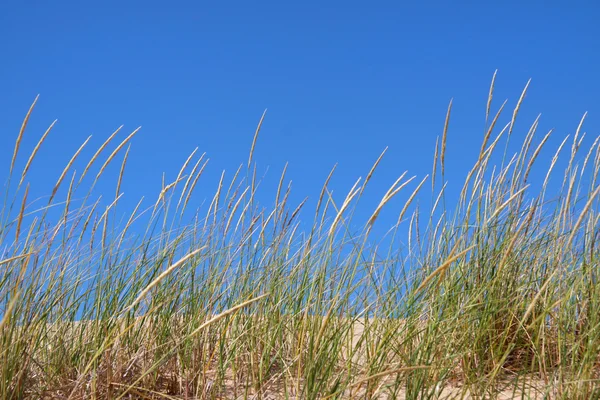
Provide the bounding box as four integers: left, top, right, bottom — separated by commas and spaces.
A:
37, 316, 558, 398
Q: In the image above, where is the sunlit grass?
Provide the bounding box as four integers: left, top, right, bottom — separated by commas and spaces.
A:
1, 75, 599, 399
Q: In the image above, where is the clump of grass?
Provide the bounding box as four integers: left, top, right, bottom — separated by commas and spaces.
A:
1, 74, 600, 399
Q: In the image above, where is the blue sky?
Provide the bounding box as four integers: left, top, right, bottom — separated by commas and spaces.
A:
1, 2, 599, 237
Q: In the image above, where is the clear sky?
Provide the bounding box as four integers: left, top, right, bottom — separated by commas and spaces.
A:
1, 2, 599, 235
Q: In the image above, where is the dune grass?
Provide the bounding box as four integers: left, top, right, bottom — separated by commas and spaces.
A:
1, 77, 600, 399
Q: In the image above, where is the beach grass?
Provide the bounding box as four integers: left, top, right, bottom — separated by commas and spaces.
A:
1, 77, 599, 399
